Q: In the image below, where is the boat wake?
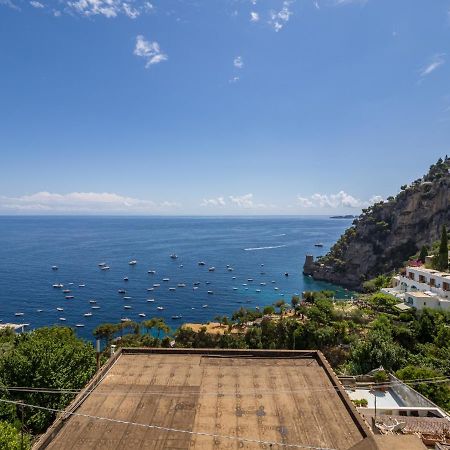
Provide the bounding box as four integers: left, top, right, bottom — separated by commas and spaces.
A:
244, 245, 287, 251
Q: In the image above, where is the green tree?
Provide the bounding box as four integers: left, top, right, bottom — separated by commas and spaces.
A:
436, 225, 449, 271
418, 245, 429, 263
0, 420, 31, 450
263, 305, 275, 315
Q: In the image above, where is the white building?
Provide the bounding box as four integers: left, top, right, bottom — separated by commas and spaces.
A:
382, 266, 450, 311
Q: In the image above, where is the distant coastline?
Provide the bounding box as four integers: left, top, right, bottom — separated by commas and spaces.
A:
329, 215, 357, 219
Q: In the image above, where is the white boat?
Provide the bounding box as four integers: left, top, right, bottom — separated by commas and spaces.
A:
121, 318, 130, 323
84, 312, 93, 317
271, 280, 276, 284
208, 267, 215, 272
63, 289, 71, 293
139, 313, 146, 317
147, 298, 155, 302
274, 287, 279, 291
65, 295, 74, 299
37, 309, 43, 312
170, 254, 178, 259
123, 277, 129, 281
101, 266, 110, 271
169, 287, 176, 291
15, 312, 24, 316
78, 284, 86, 288
89, 300, 96, 304
98, 262, 107, 267
233, 287, 238, 291
207, 291, 214, 295
118, 289, 126, 294
75, 324, 84, 328
148, 270, 156, 274
256, 289, 261, 293
147, 288, 154, 291
91, 306, 100, 309
162, 278, 170, 282
157, 306, 164, 310
198, 261, 205, 266
242, 283, 247, 286
52, 266, 58, 270
247, 278, 253, 282
123, 296, 132, 300
52, 283, 63, 288
193, 286, 198, 290
193, 282, 200, 286
227, 267, 233, 272
177, 283, 186, 288
260, 282, 266, 286
202, 304, 208, 308
261, 264, 264, 267
153, 283, 160, 287
205, 281, 211, 285
59, 317, 66, 321
179, 264, 183, 268
56, 307, 64, 311
129, 260, 137, 265
171, 315, 182, 320
124, 305, 132, 309
232, 276, 236, 280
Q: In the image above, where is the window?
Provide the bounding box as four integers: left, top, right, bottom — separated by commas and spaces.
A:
443, 282, 450, 292
430, 278, 435, 287
419, 275, 426, 283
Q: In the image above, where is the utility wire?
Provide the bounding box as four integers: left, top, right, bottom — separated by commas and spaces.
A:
0, 397, 337, 450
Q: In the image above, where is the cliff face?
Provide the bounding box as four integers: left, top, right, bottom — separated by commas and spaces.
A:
305, 157, 450, 289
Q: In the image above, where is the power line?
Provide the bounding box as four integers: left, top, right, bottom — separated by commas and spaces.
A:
0, 397, 337, 450
2, 377, 449, 398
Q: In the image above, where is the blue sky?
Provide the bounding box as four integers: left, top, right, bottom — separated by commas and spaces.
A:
0, 0, 449, 215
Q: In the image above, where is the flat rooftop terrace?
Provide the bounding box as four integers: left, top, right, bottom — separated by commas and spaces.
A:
35, 349, 370, 450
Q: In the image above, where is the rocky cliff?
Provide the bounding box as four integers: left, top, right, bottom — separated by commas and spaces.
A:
304, 157, 450, 289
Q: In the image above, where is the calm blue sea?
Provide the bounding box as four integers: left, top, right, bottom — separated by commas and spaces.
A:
0, 216, 353, 340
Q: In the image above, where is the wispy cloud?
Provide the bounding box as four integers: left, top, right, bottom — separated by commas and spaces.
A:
420, 53, 445, 77
65, 0, 152, 18
30, 0, 44, 8
335, 0, 367, 5
0, 192, 180, 214
229, 193, 271, 209
201, 197, 226, 207
229, 76, 240, 83
122, 2, 139, 18
0, 0, 20, 10
134, 35, 168, 68
233, 56, 244, 69
250, 11, 259, 22
297, 191, 383, 209
268, 0, 293, 32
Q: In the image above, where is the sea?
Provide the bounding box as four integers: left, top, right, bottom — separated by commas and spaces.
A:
0, 216, 353, 340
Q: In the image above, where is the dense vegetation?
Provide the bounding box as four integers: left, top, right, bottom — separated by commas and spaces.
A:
0, 327, 96, 447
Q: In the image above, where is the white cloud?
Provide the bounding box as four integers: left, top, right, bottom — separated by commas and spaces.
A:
134, 35, 168, 68
250, 11, 259, 21
229, 193, 270, 209
268, 0, 293, 32
67, 0, 120, 18
0, 0, 20, 10
297, 191, 383, 209
0, 192, 179, 213
313, 1, 320, 9
30, 1, 44, 8
229, 76, 240, 83
201, 197, 226, 207
122, 2, 139, 18
420, 54, 445, 77
233, 56, 244, 69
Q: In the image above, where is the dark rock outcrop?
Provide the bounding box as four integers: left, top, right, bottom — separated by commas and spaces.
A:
305, 157, 450, 289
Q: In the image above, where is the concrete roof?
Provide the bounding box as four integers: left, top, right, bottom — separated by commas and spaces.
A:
34, 349, 372, 450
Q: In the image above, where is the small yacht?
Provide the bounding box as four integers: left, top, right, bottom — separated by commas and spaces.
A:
123, 296, 132, 300
227, 267, 234, 272
198, 261, 205, 266
247, 278, 253, 282
208, 267, 215, 272
256, 289, 261, 293
284, 272, 289, 277
179, 264, 184, 268
123, 277, 129, 282
101, 266, 110, 271
65, 295, 74, 299
193, 286, 198, 290
171, 315, 182, 320
37, 309, 43, 312
98, 262, 107, 267
91, 306, 100, 309
205, 281, 211, 285
242, 283, 247, 286
147, 298, 155, 302
169, 287, 176, 291
170, 254, 178, 259
202, 304, 208, 308
261, 264, 264, 267
162, 278, 170, 282
193, 282, 200, 286
177, 283, 186, 288
153, 283, 161, 287
59, 317, 66, 321
75, 324, 84, 328
124, 305, 132, 309
118, 289, 126, 294
56, 307, 64, 311
157, 306, 164, 310
139, 313, 146, 317
63, 289, 71, 294
148, 270, 156, 274
52, 266, 58, 271
207, 290, 214, 295
89, 300, 96, 304
232, 276, 236, 280
129, 260, 137, 265
233, 287, 238, 291
271, 280, 276, 284
245, 287, 248, 290
84, 312, 93, 317
121, 318, 131, 323
147, 288, 154, 292
52, 283, 64, 289
78, 284, 86, 288
274, 287, 279, 291
68, 283, 74, 285
255, 306, 260, 310
260, 282, 266, 286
